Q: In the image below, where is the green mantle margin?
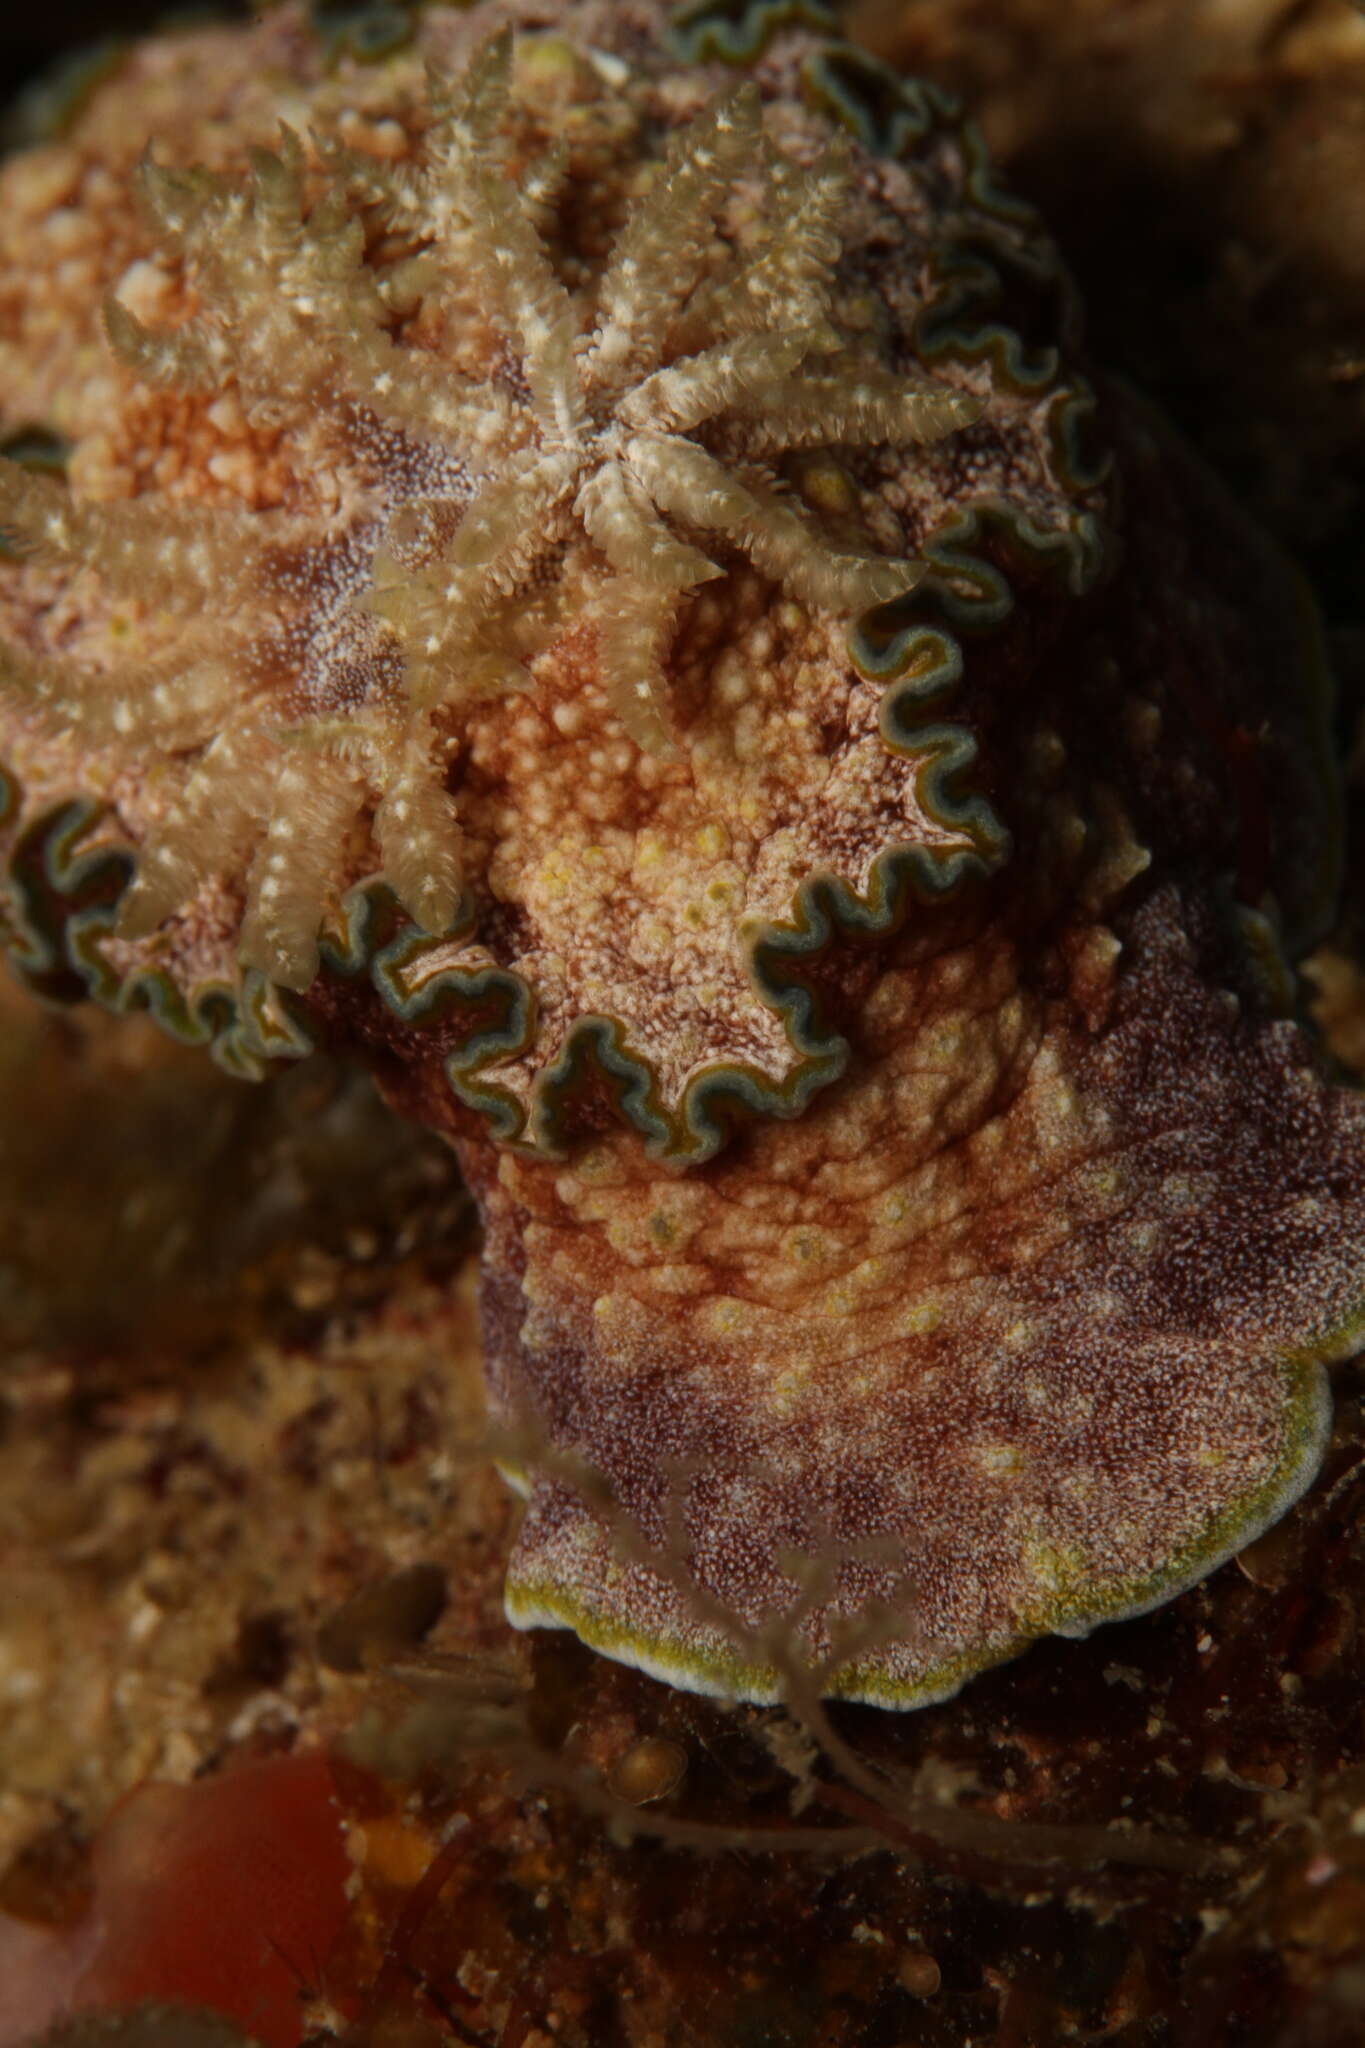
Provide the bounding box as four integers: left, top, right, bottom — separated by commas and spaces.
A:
503, 1328, 1354, 1710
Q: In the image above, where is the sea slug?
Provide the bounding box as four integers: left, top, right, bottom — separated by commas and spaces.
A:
1, 0, 1362, 1705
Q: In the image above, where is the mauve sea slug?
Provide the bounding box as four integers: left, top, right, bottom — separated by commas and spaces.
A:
1, 0, 1363, 1707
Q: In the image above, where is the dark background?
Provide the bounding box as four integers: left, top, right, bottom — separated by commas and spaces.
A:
0, 1, 250, 116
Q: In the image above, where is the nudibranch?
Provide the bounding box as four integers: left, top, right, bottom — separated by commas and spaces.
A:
1, 0, 1363, 1707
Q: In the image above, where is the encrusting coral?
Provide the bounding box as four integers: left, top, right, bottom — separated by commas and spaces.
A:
0, 0, 1363, 1707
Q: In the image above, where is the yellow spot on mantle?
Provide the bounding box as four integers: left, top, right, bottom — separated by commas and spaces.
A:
796, 459, 857, 515
900, 1300, 942, 1337
1024, 1538, 1088, 1597
768, 1362, 812, 1416
784, 1226, 833, 1265
706, 1298, 750, 1337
